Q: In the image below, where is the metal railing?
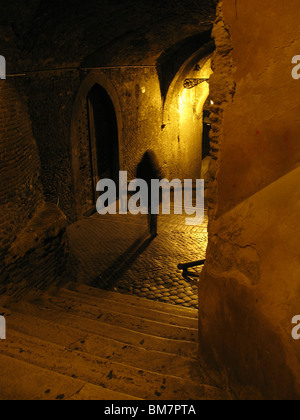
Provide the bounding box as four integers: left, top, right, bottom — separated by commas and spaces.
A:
178, 259, 206, 279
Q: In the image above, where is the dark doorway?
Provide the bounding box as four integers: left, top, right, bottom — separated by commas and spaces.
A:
202, 96, 212, 159
87, 84, 120, 203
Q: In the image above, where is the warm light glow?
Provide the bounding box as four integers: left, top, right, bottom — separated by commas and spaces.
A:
178, 88, 190, 119
178, 72, 211, 120
210, 100, 214, 105
195, 82, 210, 116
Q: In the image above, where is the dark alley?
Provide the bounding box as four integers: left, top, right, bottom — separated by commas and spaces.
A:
0, 0, 300, 402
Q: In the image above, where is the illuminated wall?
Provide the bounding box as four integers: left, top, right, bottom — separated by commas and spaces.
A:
199, 0, 300, 400
161, 56, 213, 181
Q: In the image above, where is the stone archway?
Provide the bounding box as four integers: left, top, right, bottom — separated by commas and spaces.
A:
70, 73, 123, 219
161, 47, 214, 181
87, 84, 120, 203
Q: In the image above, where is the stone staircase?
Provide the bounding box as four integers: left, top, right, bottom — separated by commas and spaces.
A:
0, 284, 231, 400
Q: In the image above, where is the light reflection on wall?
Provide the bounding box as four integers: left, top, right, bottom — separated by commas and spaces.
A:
161, 55, 213, 181
178, 88, 190, 119
178, 58, 213, 120
176, 58, 213, 178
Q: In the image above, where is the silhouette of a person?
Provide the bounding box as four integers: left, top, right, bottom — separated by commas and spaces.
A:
136, 150, 162, 238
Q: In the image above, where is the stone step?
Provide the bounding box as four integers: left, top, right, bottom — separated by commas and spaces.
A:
0, 286, 232, 400
0, 302, 198, 358
57, 288, 198, 329
21, 293, 198, 342
71, 284, 198, 319
0, 330, 228, 400
1, 305, 210, 382
0, 352, 138, 401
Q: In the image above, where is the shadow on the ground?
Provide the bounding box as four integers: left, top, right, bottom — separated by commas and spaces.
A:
90, 231, 155, 290
68, 210, 207, 309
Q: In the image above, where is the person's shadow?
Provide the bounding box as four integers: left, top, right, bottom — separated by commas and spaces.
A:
92, 230, 155, 290
136, 150, 163, 238
92, 150, 163, 290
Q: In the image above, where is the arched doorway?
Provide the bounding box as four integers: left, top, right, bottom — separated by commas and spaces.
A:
161, 50, 214, 181
87, 84, 120, 203
201, 96, 213, 182
70, 73, 123, 219
202, 96, 212, 160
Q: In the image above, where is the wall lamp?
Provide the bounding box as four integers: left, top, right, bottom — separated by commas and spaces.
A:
183, 78, 209, 89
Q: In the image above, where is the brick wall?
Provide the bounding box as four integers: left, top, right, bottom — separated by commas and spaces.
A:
0, 82, 44, 261
0, 81, 69, 288
14, 72, 82, 222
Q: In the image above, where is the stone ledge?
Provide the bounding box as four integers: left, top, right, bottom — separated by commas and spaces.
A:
3, 202, 69, 287
5, 202, 67, 263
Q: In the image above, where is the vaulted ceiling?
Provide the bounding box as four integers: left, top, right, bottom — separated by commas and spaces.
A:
0, 0, 217, 70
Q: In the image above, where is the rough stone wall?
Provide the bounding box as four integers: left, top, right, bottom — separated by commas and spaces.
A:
0, 82, 44, 271
200, 0, 300, 399
0, 80, 69, 287
14, 72, 82, 221
206, 3, 235, 220
209, 0, 300, 217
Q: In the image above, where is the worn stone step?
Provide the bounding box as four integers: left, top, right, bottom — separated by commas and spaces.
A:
0, 330, 229, 400
71, 284, 198, 319
1, 305, 210, 382
0, 303, 198, 358
57, 288, 198, 329
68, 335, 210, 384
24, 293, 198, 342
0, 353, 138, 401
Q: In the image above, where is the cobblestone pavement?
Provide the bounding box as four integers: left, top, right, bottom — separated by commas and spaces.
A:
67, 206, 208, 309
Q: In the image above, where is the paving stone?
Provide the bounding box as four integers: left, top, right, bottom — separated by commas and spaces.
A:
67, 208, 208, 310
